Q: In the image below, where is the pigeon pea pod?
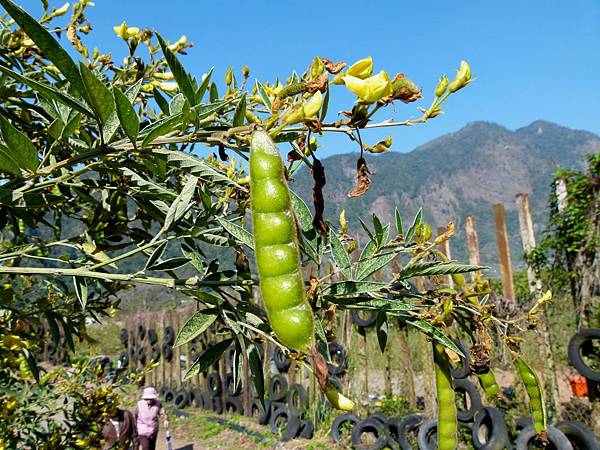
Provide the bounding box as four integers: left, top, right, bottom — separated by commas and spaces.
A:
249, 130, 315, 354
433, 342, 458, 450
477, 369, 501, 397
514, 355, 547, 434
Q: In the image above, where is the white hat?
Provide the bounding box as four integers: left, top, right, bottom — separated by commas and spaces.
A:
142, 387, 158, 400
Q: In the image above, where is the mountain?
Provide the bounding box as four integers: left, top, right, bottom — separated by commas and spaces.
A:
289, 121, 600, 276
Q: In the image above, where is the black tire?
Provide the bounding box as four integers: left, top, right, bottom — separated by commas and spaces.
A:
287, 383, 309, 416
369, 412, 389, 426
147, 328, 158, 345
389, 414, 423, 450
189, 388, 203, 408
516, 425, 574, 450
211, 395, 223, 415
455, 378, 482, 423
268, 374, 288, 402
451, 340, 471, 379
273, 347, 292, 373
174, 390, 190, 409
47, 341, 57, 357
250, 399, 272, 425
119, 328, 129, 346
200, 392, 212, 410
136, 324, 146, 341
269, 406, 300, 442
224, 395, 244, 415
568, 329, 600, 382
351, 310, 377, 328
162, 344, 173, 362
189, 344, 199, 363
515, 417, 532, 431
417, 419, 438, 450
225, 346, 236, 369
332, 413, 361, 444
472, 407, 511, 450
327, 341, 348, 376
225, 372, 242, 396
150, 344, 160, 363
164, 326, 175, 346
555, 420, 600, 450
351, 418, 388, 450
298, 418, 314, 439
136, 346, 146, 365
163, 389, 175, 404
206, 372, 223, 396
329, 375, 344, 392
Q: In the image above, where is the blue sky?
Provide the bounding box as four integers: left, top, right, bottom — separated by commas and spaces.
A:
13, 0, 600, 157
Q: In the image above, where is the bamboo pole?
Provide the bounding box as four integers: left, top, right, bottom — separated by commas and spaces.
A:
465, 215, 481, 281
516, 193, 562, 420
493, 203, 515, 301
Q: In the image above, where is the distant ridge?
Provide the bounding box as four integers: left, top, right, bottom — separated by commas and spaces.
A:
290, 121, 600, 275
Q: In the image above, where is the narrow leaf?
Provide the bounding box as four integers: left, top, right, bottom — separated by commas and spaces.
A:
255, 80, 272, 113
0, 114, 38, 172
195, 68, 213, 103
113, 87, 139, 146
323, 280, 387, 296
144, 241, 168, 270
217, 218, 254, 250
174, 309, 218, 347
232, 94, 247, 127
156, 33, 196, 105
356, 251, 397, 281
329, 229, 351, 278
141, 113, 182, 149
247, 342, 265, 402
163, 175, 198, 230
0, 144, 23, 176
404, 317, 464, 357
184, 338, 233, 380
395, 207, 404, 236
289, 190, 313, 232
397, 261, 485, 279
405, 208, 422, 243
73, 276, 88, 309
79, 63, 114, 124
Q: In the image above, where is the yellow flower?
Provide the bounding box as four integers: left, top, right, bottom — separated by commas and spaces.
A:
343, 70, 392, 103
281, 91, 323, 126
168, 35, 188, 52
303, 91, 323, 118
333, 56, 373, 84
113, 22, 139, 40
75, 438, 90, 448
365, 134, 393, 153
1, 335, 31, 350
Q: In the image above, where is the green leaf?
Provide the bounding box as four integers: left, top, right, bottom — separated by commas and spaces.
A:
397, 261, 485, 279
314, 319, 329, 362
329, 229, 351, 278
141, 113, 182, 149
174, 309, 218, 347
113, 87, 139, 146
356, 251, 397, 281
169, 93, 186, 115
152, 149, 242, 188
121, 167, 175, 199
333, 297, 418, 312
195, 99, 232, 121
0, 144, 22, 176
320, 88, 330, 121
376, 313, 388, 352
232, 94, 247, 127
156, 33, 197, 105
217, 218, 254, 250
0, 114, 38, 173
144, 241, 168, 270
73, 276, 88, 309
0, 0, 85, 96
195, 68, 213, 103
404, 317, 464, 357
289, 190, 313, 232
79, 62, 114, 124
147, 256, 191, 271
184, 338, 233, 380
322, 280, 387, 296
209, 82, 218, 102
255, 80, 272, 113
405, 208, 422, 243
163, 175, 198, 230
395, 207, 404, 236
0, 66, 93, 118
247, 342, 265, 402
153, 88, 170, 115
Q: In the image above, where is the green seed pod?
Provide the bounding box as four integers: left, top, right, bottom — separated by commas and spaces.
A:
477, 369, 500, 397
449, 60, 472, 93
514, 356, 547, 434
250, 130, 315, 354
433, 342, 458, 450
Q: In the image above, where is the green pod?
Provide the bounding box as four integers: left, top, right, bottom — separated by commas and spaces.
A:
477, 369, 500, 397
514, 356, 547, 434
250, 130, 315, 354
433, 342, 458, 450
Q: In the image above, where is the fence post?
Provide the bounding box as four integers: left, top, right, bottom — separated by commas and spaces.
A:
516, 193, 562, 420
493, 203, 515, 301
465, 215, 481, 281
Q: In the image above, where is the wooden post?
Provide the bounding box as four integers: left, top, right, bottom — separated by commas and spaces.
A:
516, 193, 562, 419
493, 203, 515, 301
160, 313, 166, 389
437, 226, 454, 287
465, 215, 481, 281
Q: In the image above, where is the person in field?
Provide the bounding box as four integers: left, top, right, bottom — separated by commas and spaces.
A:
134, 387, 169, 450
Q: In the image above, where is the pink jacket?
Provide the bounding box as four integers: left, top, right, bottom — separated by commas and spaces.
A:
134, 400, 165, 437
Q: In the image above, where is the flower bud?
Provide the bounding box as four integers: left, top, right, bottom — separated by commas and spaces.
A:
365, 134, 393, 153
225, 67, 233, 86
303, 91, 323, 118
242, 65, 250, 78
435, 74, 449, 97
449, 60, 472, 93
343, 70, 392, 104
311, 56, 324, 79
387, 73, 421, 103
50, 2, 70, 18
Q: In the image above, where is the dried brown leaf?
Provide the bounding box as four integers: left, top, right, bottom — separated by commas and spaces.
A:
322, 58, 347, 74
311, 158, 329, 235
347, 157, 372, 197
